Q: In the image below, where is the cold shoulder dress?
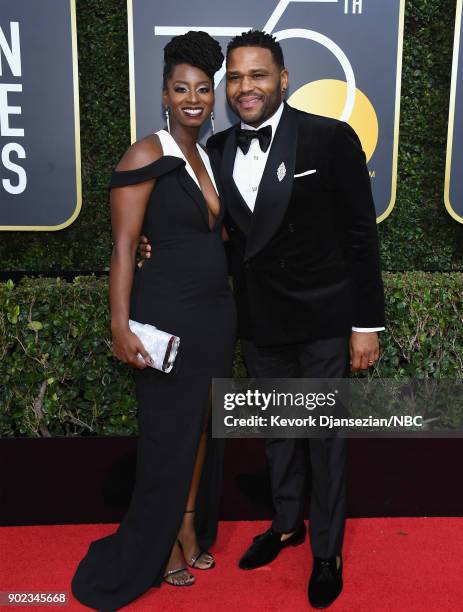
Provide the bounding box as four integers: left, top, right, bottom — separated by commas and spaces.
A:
71, 130, 237, 611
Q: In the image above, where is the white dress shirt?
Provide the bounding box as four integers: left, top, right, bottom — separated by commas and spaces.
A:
233, 102, 285, 212
231, 103, 384, 334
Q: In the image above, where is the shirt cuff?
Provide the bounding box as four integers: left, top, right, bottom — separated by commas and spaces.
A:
351, 327, 385, 332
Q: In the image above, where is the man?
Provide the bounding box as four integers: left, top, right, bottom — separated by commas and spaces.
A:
140, 30, 384, 608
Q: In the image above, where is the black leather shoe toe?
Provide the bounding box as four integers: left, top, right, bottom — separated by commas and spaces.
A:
239, 523, 306, 570
308, 556, 343, 609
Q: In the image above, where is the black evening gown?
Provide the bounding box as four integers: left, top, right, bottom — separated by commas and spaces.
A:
71, 150, 237, 611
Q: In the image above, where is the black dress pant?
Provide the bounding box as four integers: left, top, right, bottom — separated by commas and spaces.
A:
241, 336, 349, 559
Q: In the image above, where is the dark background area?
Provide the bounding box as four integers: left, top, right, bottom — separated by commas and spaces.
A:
2, 437, 463, 525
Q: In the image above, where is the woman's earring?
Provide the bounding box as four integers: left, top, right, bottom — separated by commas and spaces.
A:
210, 111, 215, 134
165, 107, 170, 133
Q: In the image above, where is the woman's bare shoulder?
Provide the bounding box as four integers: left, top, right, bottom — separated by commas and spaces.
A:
115, 134, 162, 172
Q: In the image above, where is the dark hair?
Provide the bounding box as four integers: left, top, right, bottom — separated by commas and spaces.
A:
226, 30, 285, 69
163, 31, 224, 89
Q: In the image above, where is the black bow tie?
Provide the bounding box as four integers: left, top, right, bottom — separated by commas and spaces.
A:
236, 125, 272, 155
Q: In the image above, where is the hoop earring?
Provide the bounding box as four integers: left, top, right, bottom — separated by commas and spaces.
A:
210, 111, 215, 134
165, 107, 170, 133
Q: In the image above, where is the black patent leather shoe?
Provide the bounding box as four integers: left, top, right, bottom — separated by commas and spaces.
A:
308, 556, 343, 608
238, 523, 306, 570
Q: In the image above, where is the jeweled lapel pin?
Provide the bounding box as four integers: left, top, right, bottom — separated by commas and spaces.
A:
277, 162, 286, 182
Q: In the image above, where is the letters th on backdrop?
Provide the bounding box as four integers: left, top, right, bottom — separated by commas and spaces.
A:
0, 0, 80, 231
128, 0, 404, 221
445, 0, 463, 224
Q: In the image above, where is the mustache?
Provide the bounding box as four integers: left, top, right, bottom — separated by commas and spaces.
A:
236, 94, 263, 101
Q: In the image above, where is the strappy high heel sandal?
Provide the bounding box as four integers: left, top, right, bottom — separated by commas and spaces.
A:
179, 509, 216, 570
162, 566, 195, 587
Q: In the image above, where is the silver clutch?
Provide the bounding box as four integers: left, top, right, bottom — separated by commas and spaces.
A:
128, 319, 180, 373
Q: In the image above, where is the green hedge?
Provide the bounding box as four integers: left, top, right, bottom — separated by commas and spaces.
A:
0, 0, 461, 271
0, 273, 461, 438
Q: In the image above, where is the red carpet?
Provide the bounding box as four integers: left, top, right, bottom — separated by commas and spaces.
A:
1, 519, 462, 611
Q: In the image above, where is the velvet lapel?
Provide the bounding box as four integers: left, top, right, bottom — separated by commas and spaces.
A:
220, 124, 252, 235
244, 104, 298, 261
178, 165, 211, 230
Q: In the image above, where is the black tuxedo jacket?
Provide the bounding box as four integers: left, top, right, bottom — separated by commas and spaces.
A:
207, 103, 385, 346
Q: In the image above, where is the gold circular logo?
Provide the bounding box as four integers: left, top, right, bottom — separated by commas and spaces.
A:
288, 79, 379, 163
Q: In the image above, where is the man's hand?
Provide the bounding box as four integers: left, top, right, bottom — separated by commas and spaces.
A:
137, 234, 151, 268
350, 331, 380, 372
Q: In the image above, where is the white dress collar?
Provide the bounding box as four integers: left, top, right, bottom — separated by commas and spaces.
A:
155, 129, 218, 196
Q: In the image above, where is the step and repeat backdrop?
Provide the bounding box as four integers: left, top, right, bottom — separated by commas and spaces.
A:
130, 0, 405, 221
0, 0, 462, 229
0, 0, 80, 231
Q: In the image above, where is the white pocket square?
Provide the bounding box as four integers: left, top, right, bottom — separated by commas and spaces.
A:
294, 169, 317, 178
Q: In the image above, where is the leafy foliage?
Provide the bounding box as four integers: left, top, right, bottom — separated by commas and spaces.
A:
0, 273, 461, 437
0, 276, 136, 437
378, 0, 463, 270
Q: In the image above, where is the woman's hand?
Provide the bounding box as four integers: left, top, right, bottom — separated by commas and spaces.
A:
111, 326, 152, 369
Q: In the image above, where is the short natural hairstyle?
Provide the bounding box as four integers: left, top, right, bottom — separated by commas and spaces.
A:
163, 31, 224, 89
226, 30, 285, 69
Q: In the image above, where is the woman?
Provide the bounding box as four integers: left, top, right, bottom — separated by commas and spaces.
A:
72, 31, 236, 610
